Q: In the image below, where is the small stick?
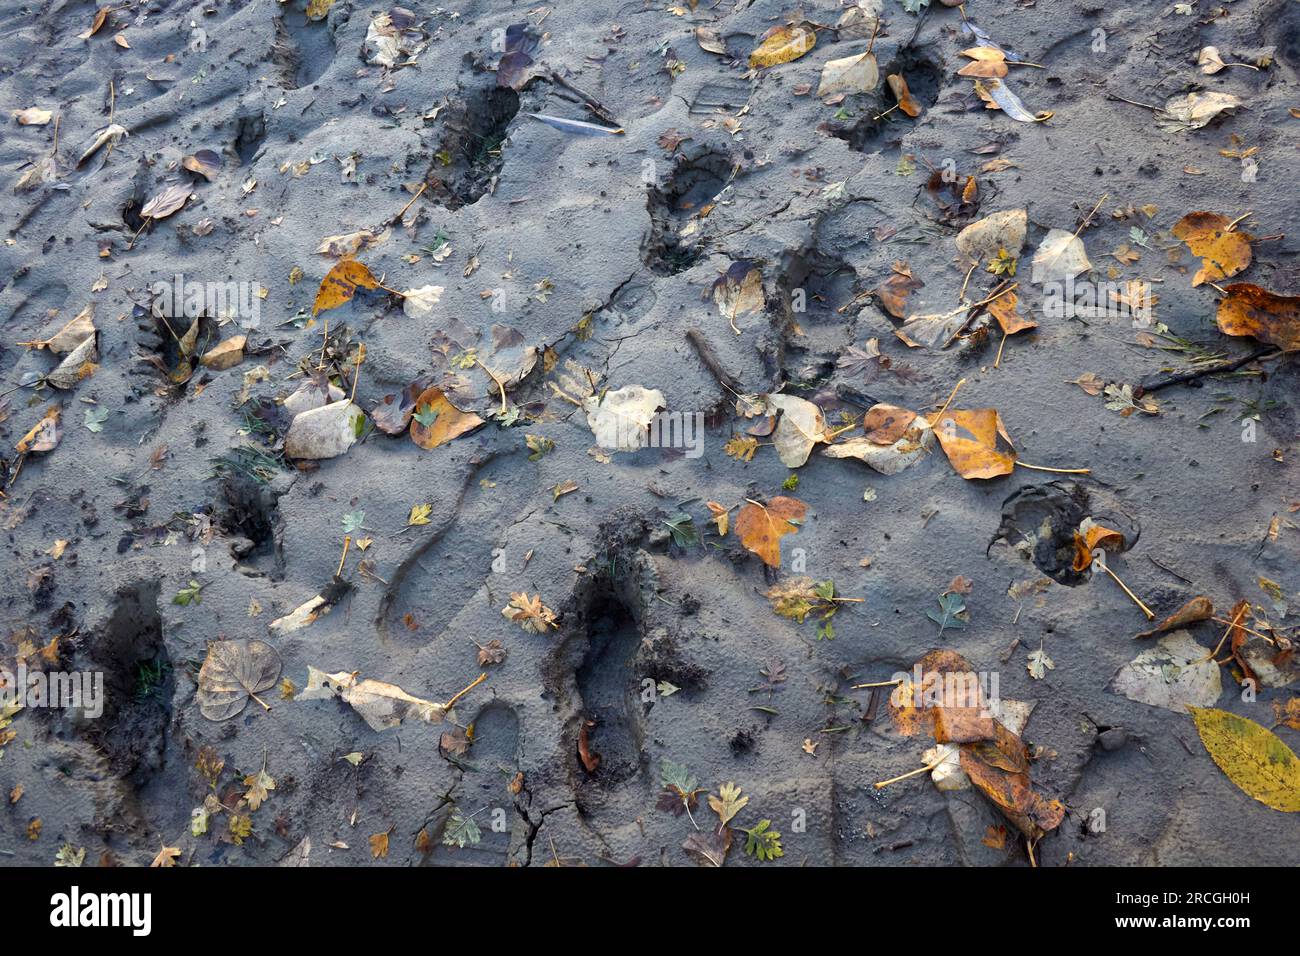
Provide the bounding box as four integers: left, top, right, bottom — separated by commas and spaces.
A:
685, 328, 743, 395
394, 182, 427, 224
349, 348, 363, 402
549, 71, 620, 125
477, 359, 509, 415
1137, 346, 1277, 395
1015, 461, 1091, 475
994, 329, 1009, 368
445, 672, 488, 710
1100, 565, 1154, 619
337, 536, 352, 577
932, 377, 966, 424
875, 755, 944, 789
851, 679, 903, 689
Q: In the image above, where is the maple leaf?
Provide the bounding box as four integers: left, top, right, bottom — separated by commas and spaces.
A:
1026, 642, 1055, 679
229, 813, 253, 845
151, 844, 181, 868
927, 591, 968, 635
54, 843, 85, 867
502, 592, 558, 633
708, 781, 749, 829
724, 434, 759, 462
407, 503, 433, 526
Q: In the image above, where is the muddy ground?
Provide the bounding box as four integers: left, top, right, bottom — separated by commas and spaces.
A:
1, 0, 1298, 867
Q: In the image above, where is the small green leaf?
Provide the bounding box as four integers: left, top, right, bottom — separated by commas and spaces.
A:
83, 406, 109, 433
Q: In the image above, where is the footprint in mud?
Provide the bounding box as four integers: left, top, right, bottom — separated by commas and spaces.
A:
376, 459, 511, 642
273, 7, 337, 89
215, 472, 285, 579
990, 481, 1140, 585
642, 149, 736, 275
448, 704, 519, 866
78, 581, 174, 787
572, 582, 645, 793
426, 85, 521, 209
827, 48, 945, 152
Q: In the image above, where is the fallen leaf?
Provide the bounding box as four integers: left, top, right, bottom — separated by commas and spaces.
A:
1111, 631, 1222, 713
313, 258, 379, 316
1215, 283, 1300, 352
767, 393, 827, 467
735, 496, 806, 568
682, 827, 732, 867
1156, 91, 1242, 132
409, 387, 484, 449
141, 184, 191, 220
1190, 707, 1300, 812
1172, 212, 1252, 286
13, 107, 52, 126
933, 408, 1017, 479
583, 384, 664, 452
1031, 229, 1092, 285
955, 209, 1027, 266
299, 667, 479, 731
874, 261, 924, 318
401, 284, 444, 318
887, 73, 922, 117
748, 22, 816, 69
1135, 595, 1214, 638
196, 640, 282, 721
502, 593, 558, 634
818, 50, 880, 98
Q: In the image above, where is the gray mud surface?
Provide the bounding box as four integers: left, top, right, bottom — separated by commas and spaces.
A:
1, 0, 1298, 867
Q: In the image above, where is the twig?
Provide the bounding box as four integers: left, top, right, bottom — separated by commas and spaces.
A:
1100, 565, 1154, 619
1015, 461, 1091, 475
875, 754, 944, 789
394, 182, 427, 224
1136, 346, 1278, 395
549, 71, 620, 125
685, 328, 743, 395
445, 672, 488, 710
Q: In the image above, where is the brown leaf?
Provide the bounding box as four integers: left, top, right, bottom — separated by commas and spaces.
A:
578, 718, 601, 773
862, 403, 918, 445
735, 496, 807, 568
887, 73, 922, 117
986, 290, 1036, 334
1215, 283, 1300, 352
874, 261, 924, 318
682, 827, 732, 867
1135, 595, 1214, 638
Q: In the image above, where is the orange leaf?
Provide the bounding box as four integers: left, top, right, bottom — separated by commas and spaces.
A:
735, 496, 806, 568
987, 291, 1036, 334
887, 73, 923, 117
1215, 283, 1300, 352
933, 408, 1016, 479
313, 258, 379, 316
409, 387, 484, 449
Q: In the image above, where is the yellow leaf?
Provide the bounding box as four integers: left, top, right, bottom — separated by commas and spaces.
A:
312, 258, 379, 316
408, 503, 433, 525
1172, 212, 1252, 286
748, 23, 816, 69
1189, 707, 1300, 812
933, 408, 1017, 480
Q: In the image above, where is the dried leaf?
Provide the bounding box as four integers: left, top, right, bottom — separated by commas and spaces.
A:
933, 408, 1017, 479
312, 258, 379, 316
735, 496, 806, 568
409, 387, 484, 449
196, 640, 282, 721
1215, 283, 1300, 352
1172, 212, 1252, 286
748, 22, 816, 69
